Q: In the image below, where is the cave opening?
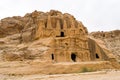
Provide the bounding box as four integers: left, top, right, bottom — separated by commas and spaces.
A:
51, 54, 54, 60
71, 53, 76, 62
60, 32, 64, 37
95, 53, 99, 59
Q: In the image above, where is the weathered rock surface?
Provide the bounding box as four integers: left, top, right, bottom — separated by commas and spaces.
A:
90, 30, 120, 60
0, 10, 119, 75
0, 10, 89, 61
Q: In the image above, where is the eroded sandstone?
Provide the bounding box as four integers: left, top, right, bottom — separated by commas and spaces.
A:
0, 10, 119, 75
90, 30, 120, 60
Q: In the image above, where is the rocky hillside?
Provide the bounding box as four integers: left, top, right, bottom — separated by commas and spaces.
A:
0, 10, 119, 62
0, 10, 87, 41
0, 10, 87, 61
90, 30, 120, 60
0, 10, 119, 76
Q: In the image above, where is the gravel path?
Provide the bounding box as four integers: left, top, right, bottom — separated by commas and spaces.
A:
0, 70, 120, 80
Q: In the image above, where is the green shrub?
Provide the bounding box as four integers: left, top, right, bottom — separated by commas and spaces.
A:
80, 67, 94, 73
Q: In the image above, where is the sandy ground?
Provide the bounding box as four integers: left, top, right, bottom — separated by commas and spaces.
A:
0, 70, 120, 80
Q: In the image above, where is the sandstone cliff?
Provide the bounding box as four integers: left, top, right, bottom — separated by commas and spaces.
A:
0, 10, 88, 61
0, 10, 117, 63
0, 10, 119, 75
90, 30, 120, 60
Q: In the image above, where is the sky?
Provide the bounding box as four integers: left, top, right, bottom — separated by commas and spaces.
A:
0, 0, 120, 32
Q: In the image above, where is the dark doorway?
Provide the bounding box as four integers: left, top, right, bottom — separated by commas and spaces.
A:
71, 53, 76, 62
103, 34, 105, 37
95, 53, 99, 59
60, 32, 64, 37
51, 54, 54, 60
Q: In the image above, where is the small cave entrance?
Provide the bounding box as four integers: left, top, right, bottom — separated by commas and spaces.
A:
103, 34, 105, 37
51, 54, 54, 60
95, 53, 99, 59
71, 53, 76, 62
60, 32, 64, 37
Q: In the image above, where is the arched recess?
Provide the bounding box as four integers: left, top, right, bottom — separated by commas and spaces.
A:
51, 54, 54, 60
60, 31, 64, 37
95, 53, 99, 59
71, 53, 77, 62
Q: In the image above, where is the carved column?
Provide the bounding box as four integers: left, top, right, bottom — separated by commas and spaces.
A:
63, 20, 67, 29
47, 15, 52, 29
56, 20, 61, 30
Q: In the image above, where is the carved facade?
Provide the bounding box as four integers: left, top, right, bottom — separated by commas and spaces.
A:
33, 11, 113, 62
0, 10, 116, 63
